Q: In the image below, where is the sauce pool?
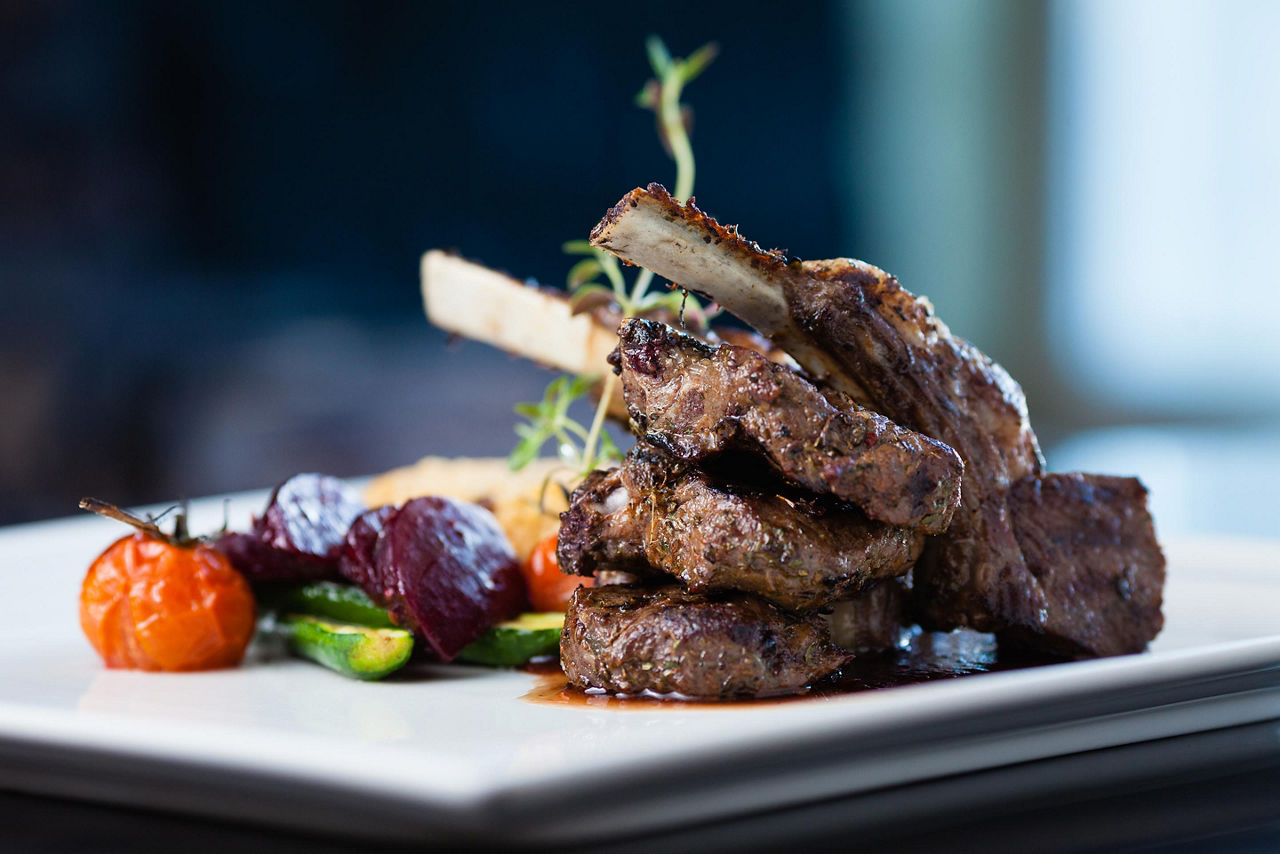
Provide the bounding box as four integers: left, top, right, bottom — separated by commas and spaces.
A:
521, 629, 1064, 708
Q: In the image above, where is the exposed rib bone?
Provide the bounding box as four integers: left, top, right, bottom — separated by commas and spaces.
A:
590, 185, 874, 403
589, 184, 1041, 491
421, 248, 798, 420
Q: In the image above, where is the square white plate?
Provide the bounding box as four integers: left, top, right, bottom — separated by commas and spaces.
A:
1, 491, 1277, 846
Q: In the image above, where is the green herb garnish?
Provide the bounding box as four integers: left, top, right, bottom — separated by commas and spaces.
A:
509, 374, 621, 473
510, 36, 718, 479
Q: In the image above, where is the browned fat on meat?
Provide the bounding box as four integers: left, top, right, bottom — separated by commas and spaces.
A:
589, 183, 1165, 657
611, 318, 963, 535
561, 584, 850, 699
558, 446, 923, 613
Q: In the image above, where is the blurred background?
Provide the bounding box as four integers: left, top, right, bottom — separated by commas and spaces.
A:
1, 0, 1277, 538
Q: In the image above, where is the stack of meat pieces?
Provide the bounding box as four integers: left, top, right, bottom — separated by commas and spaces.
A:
558, 319, 964, 697
557, 184, 1166, 699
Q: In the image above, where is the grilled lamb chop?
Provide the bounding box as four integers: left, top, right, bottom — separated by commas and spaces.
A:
558, 447, 923, 613
1002, 473, 1165, 657
561, 583, 849, 698
611, 317, 963, 534
590, 184, 1164, 656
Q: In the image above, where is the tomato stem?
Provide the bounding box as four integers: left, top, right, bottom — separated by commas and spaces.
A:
79, 497, 196, 546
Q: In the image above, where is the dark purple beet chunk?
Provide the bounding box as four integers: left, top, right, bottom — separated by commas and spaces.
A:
339, 505, 399, 592
257, 473, 365, 562
219, 473, 365, 582
216, 528, 330, 581
370, 496, 527, 661
216, 531, 284, 578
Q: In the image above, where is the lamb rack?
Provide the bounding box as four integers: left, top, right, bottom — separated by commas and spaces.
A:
557, 322, 941, 697
589, 183, 1165, 658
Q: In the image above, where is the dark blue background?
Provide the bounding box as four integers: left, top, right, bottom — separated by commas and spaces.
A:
0, 1, 852, 522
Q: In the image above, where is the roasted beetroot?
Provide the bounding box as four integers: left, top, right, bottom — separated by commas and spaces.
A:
364, 497, 527, 661
219, 473, 365, 582
338, 505, 398, 592
216, 531, 309, 582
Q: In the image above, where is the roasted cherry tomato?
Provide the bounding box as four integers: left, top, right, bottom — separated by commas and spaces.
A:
79, 501, 255, 672
519, 534, 591, 612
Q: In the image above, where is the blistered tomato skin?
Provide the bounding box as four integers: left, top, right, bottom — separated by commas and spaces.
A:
80, 534, 256, 672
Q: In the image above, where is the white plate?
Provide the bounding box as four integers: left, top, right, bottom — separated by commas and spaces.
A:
1, 492, 1278, 846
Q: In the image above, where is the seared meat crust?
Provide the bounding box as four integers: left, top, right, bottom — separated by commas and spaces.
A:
561, 584, 849, 698
553, 466, 650, 578
612, 318, 963, 534
590, 184, 1165, 656
787, 258, 1042, 633
1001, 473, 1165, 657
558, 447, 923, 613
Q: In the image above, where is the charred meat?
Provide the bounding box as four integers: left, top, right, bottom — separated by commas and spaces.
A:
561, 584, 849, 699
554, 465, 651, 579
783, 257, 1047, 639
1001, 473, 1165, 657
611, 318, 963, 534
558, 447, 923, 613
589, 184, 1165, 657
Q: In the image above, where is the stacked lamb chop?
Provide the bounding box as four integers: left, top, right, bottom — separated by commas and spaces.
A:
558, 319, 963, 697
556, 184, 1165, 699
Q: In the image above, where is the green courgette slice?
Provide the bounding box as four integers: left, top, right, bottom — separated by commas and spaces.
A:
256, 581, 397, 628
278, 614, 413, 680
455, 612, 564, 667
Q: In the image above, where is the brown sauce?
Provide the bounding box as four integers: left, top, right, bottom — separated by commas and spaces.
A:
521, 629, 1063, 709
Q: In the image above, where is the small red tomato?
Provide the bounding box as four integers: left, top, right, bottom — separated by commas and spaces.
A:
520, 534, 591, 612
79, 501, 256, 672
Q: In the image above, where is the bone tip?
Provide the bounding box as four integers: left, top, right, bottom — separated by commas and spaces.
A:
590, 185, 661, 244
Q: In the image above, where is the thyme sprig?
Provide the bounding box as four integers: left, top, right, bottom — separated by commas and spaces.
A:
563, 239, 708, 324
637, 36, 718, 204
508, 374, 620, 473
509, 37, 717, 479
565, 37, 720, 324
